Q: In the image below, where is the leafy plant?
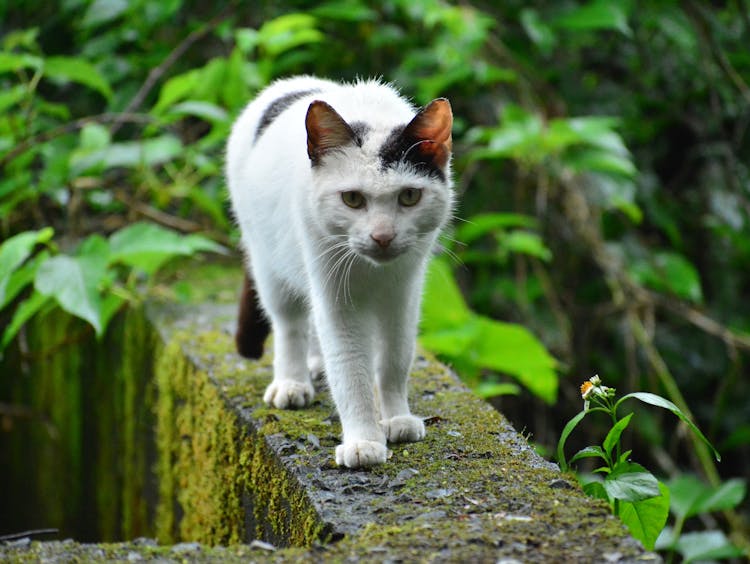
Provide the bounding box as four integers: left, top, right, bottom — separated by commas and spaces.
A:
656, 475, 746, 563
420, 257, 558, 403
0, 223, 225, 352
557, 375, 720, 550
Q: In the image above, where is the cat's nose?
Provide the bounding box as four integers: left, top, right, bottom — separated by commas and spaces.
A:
370, 232, 395, 248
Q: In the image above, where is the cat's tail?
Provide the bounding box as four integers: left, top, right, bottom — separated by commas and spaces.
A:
235, 272, 271, 359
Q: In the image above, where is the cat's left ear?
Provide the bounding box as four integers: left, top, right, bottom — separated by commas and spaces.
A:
402, 98, 453, 170
306, 101, 357, 165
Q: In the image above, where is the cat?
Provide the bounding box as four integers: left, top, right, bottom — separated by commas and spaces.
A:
225, 76, 453, 468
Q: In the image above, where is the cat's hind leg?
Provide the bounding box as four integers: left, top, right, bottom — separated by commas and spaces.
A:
306, 317, 325, 381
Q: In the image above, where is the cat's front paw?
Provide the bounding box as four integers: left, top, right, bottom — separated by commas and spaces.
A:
335, 440, 388, 468
263, 380, 314, 409
380, 415, 426, 443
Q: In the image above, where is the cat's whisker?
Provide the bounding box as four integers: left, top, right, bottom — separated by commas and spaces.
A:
437, 244, 465, 268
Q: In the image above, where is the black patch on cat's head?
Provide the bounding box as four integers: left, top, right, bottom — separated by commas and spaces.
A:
378, 124, 446, 182
348, 121, 370, 147
255, 89, 321, 141
378, 99, 453, 182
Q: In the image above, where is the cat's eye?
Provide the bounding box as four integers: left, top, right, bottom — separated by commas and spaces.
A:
341, 190, 366, 209
398, 187, 422, 207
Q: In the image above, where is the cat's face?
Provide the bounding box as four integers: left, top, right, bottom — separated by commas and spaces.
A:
312, 166, 452, 264
306, 99, 454, 265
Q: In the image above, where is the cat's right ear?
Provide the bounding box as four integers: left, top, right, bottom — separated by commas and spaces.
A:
306, 101, 357, 165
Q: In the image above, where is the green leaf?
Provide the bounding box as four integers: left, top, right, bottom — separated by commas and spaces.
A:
553, 0, 632, 36
498, 231, 552, 261
667, 475, 746, 520
0, 52, 42, 74
604, 462, 661, 502
603, 412, 633, 461
675, 531, 744, 563
258, 13, 325, 57
153, 69, 200, 114
44, 56, 112, 99
0, 85, 28, 114
109, 222, 225, 275
455, 213, 538, 244
311, 2, 378, 22
628, 251, 703, 303
695, 478, 747, 515
557, 410, 588, 471
35, 254, 108, 336
520, 8, 557, 55
582, 479, 609, 502
565, 147, 636, 177
419, 322, 481, 357
79, 122, 111, 150
71, 135, 182, 174
0, 228, 54, 307
617, 481, 670, 550
569, 445, 607, 465
168, 101, 229, 123
81, 0, 129, 28
472, 317, 558, 403
618, 392, 720, 461
473, 381, 520, 399
1, 291, 52, 350
0, 250, 50, 310
421, 258, 472, 331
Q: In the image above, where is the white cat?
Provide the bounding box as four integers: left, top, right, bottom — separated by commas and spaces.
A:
226, 76, 453, 468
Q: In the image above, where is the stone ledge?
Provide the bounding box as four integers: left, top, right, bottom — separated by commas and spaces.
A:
1, 289, 659, 562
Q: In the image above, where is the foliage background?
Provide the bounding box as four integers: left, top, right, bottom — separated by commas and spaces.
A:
1, 0, 748, 556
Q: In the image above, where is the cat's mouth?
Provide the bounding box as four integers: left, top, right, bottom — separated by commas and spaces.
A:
358, 244, 404, 264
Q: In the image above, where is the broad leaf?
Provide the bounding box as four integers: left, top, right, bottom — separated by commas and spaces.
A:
109, 222, 225, 275
618, 392, 720, 461
81, 0, 129, 28
0, 52, 42, 74
472, 317, 558, 403
0, 250, 50, 310
35, 254, 106, 335
675, 530, 744, 563
569, 445, 607, 466
582, 480, 609, 502
1, 291, 52, 349
617, 481, 670, 550
421, 257, 472, 331
455, 212, 538, 245
628, 251, 703, 303
473, 381, 520, 399
71, 135, 183, 174
603, 462, 660, 502
0, 228, 54, 307
44, 56, 113, 99
667, 475, 746, 520
553, 0, 632, 36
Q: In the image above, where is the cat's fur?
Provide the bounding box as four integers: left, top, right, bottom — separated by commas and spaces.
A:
226, 76, 453, 468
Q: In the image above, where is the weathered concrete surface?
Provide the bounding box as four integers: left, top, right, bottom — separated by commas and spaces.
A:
1, 262, 659, 562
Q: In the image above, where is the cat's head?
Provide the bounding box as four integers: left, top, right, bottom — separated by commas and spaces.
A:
305, 97, 453, 265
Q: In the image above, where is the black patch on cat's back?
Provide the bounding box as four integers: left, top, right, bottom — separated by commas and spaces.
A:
255, 89, 321, 141
378, 124, 446, 182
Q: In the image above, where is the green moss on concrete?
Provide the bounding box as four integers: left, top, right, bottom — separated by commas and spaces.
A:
153, 326, 330, 548
155, 337, 244, 544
